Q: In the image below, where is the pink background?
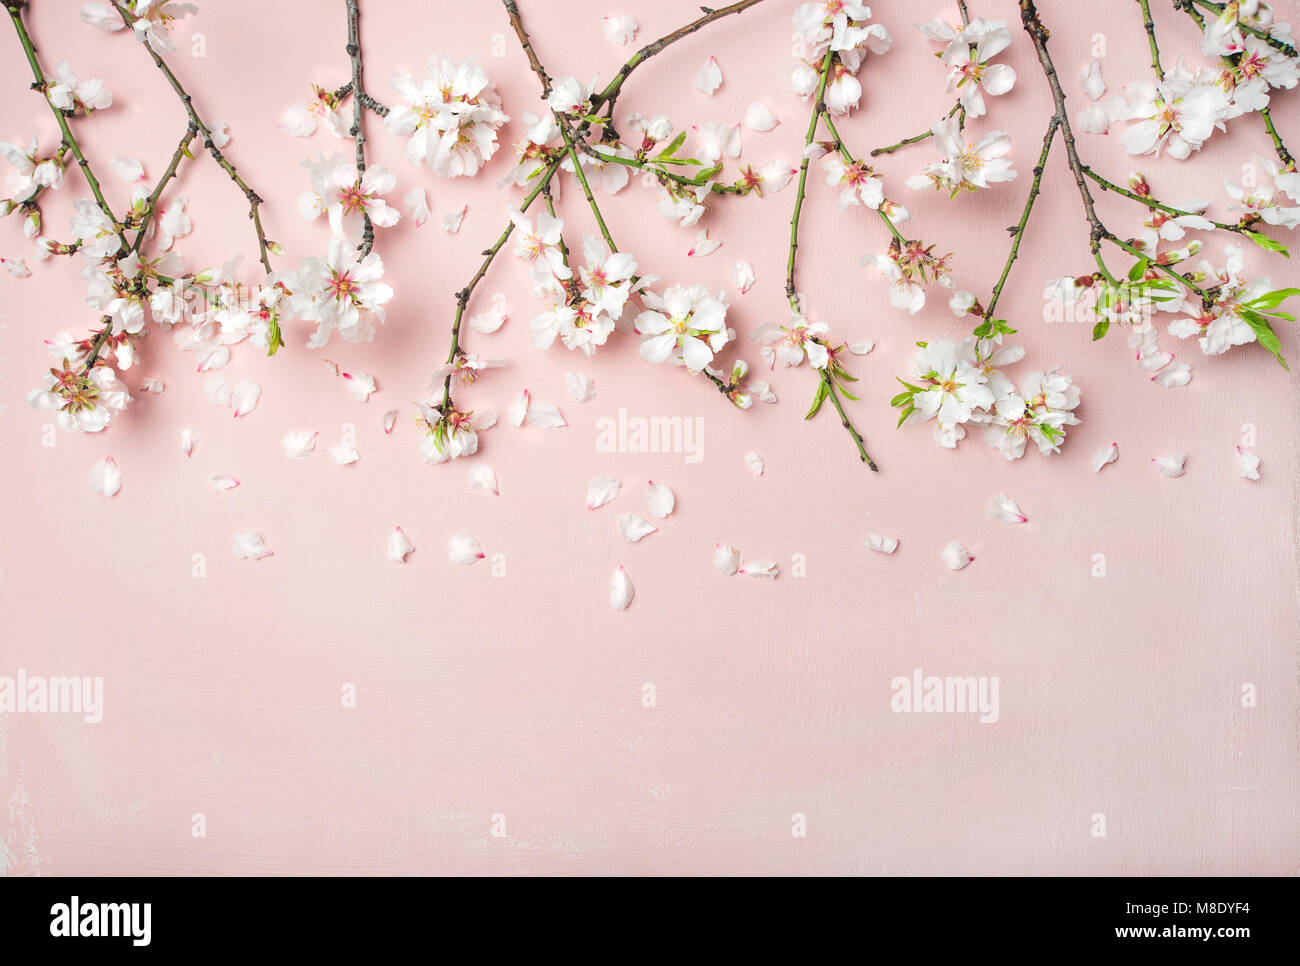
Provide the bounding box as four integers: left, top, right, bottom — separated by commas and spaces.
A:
1, 0, 1297, 875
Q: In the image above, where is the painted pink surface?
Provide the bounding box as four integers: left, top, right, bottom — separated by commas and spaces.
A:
0, 0, 1297, 875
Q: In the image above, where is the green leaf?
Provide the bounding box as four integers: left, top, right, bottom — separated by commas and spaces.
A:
805, 382, 829, 419
837, 386, 860, 402
889, 389, 914, 407
972, 321, 992, 338
1127, 258, 1148, 282
1246, 231, 1290, 257
1240, 309, 1289, 369
1248, 287, 1300, 311
895, 404, 914, 429
1092, 318, 1110, 341
655, 131, 687, 160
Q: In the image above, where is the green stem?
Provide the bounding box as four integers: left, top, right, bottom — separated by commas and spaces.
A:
1083, 166, 1251, 233
822, 371, 877, 471
1136, 0, 1164, 79
1188, 0, 1297, 57
6, 4, 127, 253
1105, 233, 1211, 299
870, 103, 962, 157
557, 115, 618, 252
1260, 106, 1294, 168
984, 118, 1058, 323
583, 145, 743, 194
786, 47, 835, 311
132, 123, 197, 253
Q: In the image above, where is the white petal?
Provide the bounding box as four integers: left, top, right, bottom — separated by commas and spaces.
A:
209, 474, 240, 492
233, 530, 272, 560
468, 306, 508, 333
645, 480, 675, 518
1152, 362, 1191, 388
469, 464, 499, 494
694, 56, 722, 95
744, 102, 779, 132
140, 376, 165, 394
587, 474, 621, 510
196, 344, 230, 372
230, 378, 261, 417
178, 428, 200, 457
526, 399, 567, 428
687, 228, 721, 257
388, 526, 415, 562
342, 371, 376, 401
1235, 446, 1261, 480
864, 534, 898, 554
988, 493, 1027, 523
565, 371, 595, 402
739, 560, 778, 578
618, 512, 657, 542
449, 532, 485, 565
1151, 453, 1186, 478
209, 121, 230, 148
328, 440, 360, 464
1079, 59, 1106, 100
404, 187, 431, 227
941, 540, 974, 571
88, 456, 121, 497
713, 543, 741, 575
731, 260, 756, 294
1092, 442, 1119, 472
205, 374, 232, 407
382, 409, 398, 434
744, 452, 764, 476
848, 340, 874, 355
609, 565, 635, 610
111, 154, 145, 182
441, 204, 468, 233
508, 388, 530, 426
282, 429, 318, 459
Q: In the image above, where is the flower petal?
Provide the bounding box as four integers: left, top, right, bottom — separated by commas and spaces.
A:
941, 540, 974, 571
864, 534, 898, 554
388, 526, 415, 562
469, 464, 499, 495
88, 456, 121, 497
1152, 453, 1186, 478
565, 371, 595, 402
646, 480, 675, 518
694, 56, 722, 95
449, 532, 485, 565
1235, 446, 1261, 480
587, 474, 621, 510
713, 543, 740, 574
233, 530, 272, 560
1092, 442, 1119, 472
744, 452, 764, 476
988, 493, 1027, 523
609, 565, 634, 610
618, 512, 657, 542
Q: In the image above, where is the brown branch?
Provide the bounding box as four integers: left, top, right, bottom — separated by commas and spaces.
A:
504, 0, 551, 97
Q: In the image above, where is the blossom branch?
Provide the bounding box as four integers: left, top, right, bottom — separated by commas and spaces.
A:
1136, 0, 1164, 80
6, 2, 127, 253
345, 0, 382, 256
786, 48, 835, 309
1184, 0, 1298, 57
131, 122, 198, 254
1082, 165, 1261, 236
109, 1, 275, 272
556, 115, 619, 253
504, 0, 551, 97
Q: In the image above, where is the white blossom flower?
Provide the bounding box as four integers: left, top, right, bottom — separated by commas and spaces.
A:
279, 85, 348, 138
290, 236, 394, 347
752, 315, 830, 368
905, 117, 1016, 195
1121, 60, 1231, 159
300, 153, 400, 241
386, 55, 509, 176
510, 207, 571, 280
47, 60, 112, 113
636, 284, 731, 371
546, 74, 594, 115
940, 19, 1016, 118
0, 137, 64, 205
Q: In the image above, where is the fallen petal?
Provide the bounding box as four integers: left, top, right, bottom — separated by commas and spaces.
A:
449, 532, 485, 565
942, 541, 974, 571
388, 526, 415, 563
618, 512, 657, 542
864, 534, 898, 554
609, 565, 635, 610
89, 456, 121, 497
1092, 442, 1119, 472
1152, 453, 1185, 478
587, 474, 621, 510
744, 102, 779, 131
565, 371, 595, 402
744, 452, 764, 476
233, 530, 272, 560
1235, 446, 1261, 480
469, 464, 499, 494
713, 543, 740, 574
988, 493, 1027, 523
646, 480, 675, 518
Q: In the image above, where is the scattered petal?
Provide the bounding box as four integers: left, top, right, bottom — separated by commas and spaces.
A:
1152, 453, 1186, 478
449, 533, 485, 565
342, 371, 376, 401
646, 480, 675, 518
1152, 362, 1191, 388
526, 399, 567, 428
209, 474, 240, 492
88, 456, 121, 497
468, 305, 508, 333
694, 56, 722, 95
609, 565, 635, 610
205, 375, 232, 407
208, 121, 230, 148
847, 340, 874, 355
739, 560, 778, 578
230, 378, 261, 417
744, 452, 764, 476
1235, 446, 1261, 480
382, 409, 398, 434
233, 530, 272, 560
618, 512, 656, 542
328, 440, 360, 464
404, 187, 431, 227
864, 534, 898, 554
687, 228, 721, 257
282, 430, 318, 459
111, 154, 145, 182
140, 377, 165, 394
565, 371, 595, 402
508, 389, 530, 426
1079, 60, 1106, 101
469, 464, 498, 494
1092, 442, 1119, 472
587, 474, 621, 510
178, 428, 200, 457
731, 259, 755, 294
196, 344, 230, 372
744, 102, 779, 132
941, 540, 974, 571
388, 526, 415, 563
442, 204, 468, 232
713, 543, 740, 575
988, 493, 1027, 523
603, 14, 637, 45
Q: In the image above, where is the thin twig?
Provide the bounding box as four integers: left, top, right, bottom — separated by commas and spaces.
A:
345, 0, 376, 255
822, 370, 877, 470
132, 122, 197, 253
786, 47, 835, 310
504, 0, 551, 97
984, 117, 1058, 323
1187, 0, 1297, 57
110, 1, 274, 272
1137, 0, 1164, 79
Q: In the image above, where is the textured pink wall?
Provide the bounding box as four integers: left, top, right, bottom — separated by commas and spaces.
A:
0, 0, 1296, 875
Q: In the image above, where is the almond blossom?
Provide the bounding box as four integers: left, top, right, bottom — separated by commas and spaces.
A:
1121, 61, 1232, 160
290, 237, 394, 347
939, 18, 1017, 118
635, 283, 731, 371
386, 55, 509, 177
280, 85, 348, 138
300, 152, 400, 241
46, 60, 112, 114
905, 117, 1017, 195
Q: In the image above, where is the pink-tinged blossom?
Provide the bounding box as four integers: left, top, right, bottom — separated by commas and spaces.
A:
386, 55, 509, 176
290, 237, 394, 348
